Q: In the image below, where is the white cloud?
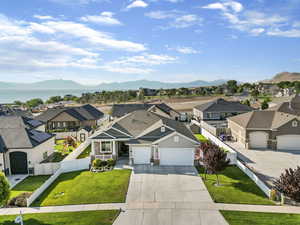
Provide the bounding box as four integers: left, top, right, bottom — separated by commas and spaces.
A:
33, 15, 55, 20
249, 27, 265, 36
48, 0, 108, 5
126, 0, 148, 10
267, 28, 300, 38
168, 46, 200, 54
293, 21, 300, 27
80, 12, 122, 25
145, 10, 178, 19
29, 22, 56, 34
102, 53, 177, 74
41, 20, 146, 51
202, 1, 243, 13
171, 14, 202, 28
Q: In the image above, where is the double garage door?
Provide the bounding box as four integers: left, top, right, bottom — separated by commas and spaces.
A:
132, 146, 194, 166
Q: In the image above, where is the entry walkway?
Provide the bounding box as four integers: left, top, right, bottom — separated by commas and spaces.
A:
7, 174, 28, 189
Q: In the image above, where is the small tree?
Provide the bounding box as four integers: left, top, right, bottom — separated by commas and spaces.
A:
202, 143, 230, 186
274, 167, 300, 202
261, 100, 269, 110
0, 172, 10, 207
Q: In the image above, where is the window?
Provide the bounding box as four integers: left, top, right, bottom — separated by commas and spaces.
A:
43, 152, 48, 159
101, 141, 112, 152
292, 121, 298, 127
174, 136, 179, 143
161, 126, 165, 132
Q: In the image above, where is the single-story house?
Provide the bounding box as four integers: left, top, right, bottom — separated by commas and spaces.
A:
193, 98, 253, 121
0, 116, 55, 175
90, 110, 199, 166
228, 95, 300, 151
35, 104, 104, 132
110, 103, 180, 121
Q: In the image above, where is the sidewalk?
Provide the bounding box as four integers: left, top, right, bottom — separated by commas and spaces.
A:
0, 203, 126, 216
217, 203, 300, 214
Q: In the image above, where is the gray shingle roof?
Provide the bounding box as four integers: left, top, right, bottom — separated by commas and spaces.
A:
92, 110, 198, 144
36, 104, 104, 122
111, 103, 178, 118
0, 116, 53, 151
194, 98, 253, 112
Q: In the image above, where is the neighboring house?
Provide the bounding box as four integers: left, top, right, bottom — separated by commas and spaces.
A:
138, 88, 158, 97
275, 88, 294, 97
110, 103, 180, 121
35, 104, 104, 132
0, 104, 32, 118
228, 95, 300, 151
0, 116, 55, 175
90, 110, 199, 166
193, 98, 253, 121
257, 83, 280, 96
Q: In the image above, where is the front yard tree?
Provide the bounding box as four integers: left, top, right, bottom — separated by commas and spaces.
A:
0, 172, 10, 207
202, 143, 230, 186
274, 167, 300, 202
261, 100, 269, 110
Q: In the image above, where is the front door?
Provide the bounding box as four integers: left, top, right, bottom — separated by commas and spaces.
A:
80, 133, 86, 142
9, 152, 28, 174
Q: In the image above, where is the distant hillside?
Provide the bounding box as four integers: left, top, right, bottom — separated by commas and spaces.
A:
268, 72, 300, 83
0, 79, 227, 90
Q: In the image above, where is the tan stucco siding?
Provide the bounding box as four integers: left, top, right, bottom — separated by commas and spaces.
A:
0, 153, 4, 172
228, 120, 247, 144
82, 120, 97, 127
35, 124, 46, 132
193, 108, 203, 119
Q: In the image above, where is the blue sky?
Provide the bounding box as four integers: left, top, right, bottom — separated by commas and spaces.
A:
0, 0, 300, 84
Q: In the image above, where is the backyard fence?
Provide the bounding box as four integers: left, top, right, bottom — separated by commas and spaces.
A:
237, 160, 271, 197
201, 128, 237, 165
34, 162, 60, 175
53, 131, 77, 140
63, 139, 91, 161
27, 157, 91, 206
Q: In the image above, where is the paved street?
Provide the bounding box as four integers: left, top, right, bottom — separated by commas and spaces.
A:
113, 165, 228, 225
226, 141, 300, 186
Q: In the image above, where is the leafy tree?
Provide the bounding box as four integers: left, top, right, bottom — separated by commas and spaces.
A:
242, 99, 251, 107
294, 81, 300, 93
201, 142, 230, 186
251, 89, 259, 98
274, 167, 300, 202
261, 100, 269, 110
26, 98, 43, 108
13, 100, 23, 106
0, 172, 10, 207
227, 80, 238, 94
47, 96, 63, 104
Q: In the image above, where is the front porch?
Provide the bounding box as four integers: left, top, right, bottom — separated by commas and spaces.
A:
91, 140, 129, 161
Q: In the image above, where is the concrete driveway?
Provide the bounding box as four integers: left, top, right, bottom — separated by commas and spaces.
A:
113, 165, 228, 225
226, 141, 300, 186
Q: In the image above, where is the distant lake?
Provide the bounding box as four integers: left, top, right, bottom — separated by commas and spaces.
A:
0, 89, 98, 103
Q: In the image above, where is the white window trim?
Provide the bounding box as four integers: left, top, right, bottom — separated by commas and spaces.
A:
100, 141, 113, 153
292, 121, 298, 127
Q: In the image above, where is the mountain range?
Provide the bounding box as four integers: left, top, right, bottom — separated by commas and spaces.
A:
267, 72, 300, 83
0, 79, 227, 91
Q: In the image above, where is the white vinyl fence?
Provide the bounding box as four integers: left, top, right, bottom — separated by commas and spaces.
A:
27, 157, 91, 206
201, 128, 237, 165
53, 131, 77, 140
34, 162, 60, 175
63, 139, 91, 161
237, 160, 271, 197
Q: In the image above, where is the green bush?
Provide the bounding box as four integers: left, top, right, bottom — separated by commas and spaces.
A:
107, 159, 116, 167
92, 159, 102, 168
100, 160, 108, 167
0, 172, 10, 207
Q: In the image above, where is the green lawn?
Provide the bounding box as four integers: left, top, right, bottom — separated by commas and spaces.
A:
77, 144, 91, 159
195, 134, 209, 143
55, 139, 81, 154
198, 166, 274, 205
221, 211, 300, 225
10, 176, 50, 199
0, 210, 119, 225
32, 169, 131, 206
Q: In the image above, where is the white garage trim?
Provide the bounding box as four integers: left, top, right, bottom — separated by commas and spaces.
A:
132, 146, 151, 164
249, 131, 268, 149
277, 135, 300, 151
159, 148, 194, 166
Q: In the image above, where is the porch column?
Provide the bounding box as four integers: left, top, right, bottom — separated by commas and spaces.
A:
112, 141, 116, 159
91, 140, 96, 156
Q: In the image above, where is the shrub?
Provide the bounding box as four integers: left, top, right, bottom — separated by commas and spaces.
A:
92, 159, 102, 168
107, 159, 116, 167
8, 192, 31, 207
0, 172, 10, 207
100, 160, 108, 167
274, 166, 300, 202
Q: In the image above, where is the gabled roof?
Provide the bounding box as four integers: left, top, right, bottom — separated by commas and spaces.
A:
0, 116, 54, 151
194, 98, 253, 112
228, 95, 300, 130
111, 103, 178, 118
36, 104, 104, 122
92, 110, 198, 144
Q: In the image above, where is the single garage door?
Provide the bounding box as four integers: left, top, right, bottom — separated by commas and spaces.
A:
277, 135, 300, 151
9, 151, 28, 174
249, 131, 268, 149
160, 148, 194, 166
132, 146, 151, 164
